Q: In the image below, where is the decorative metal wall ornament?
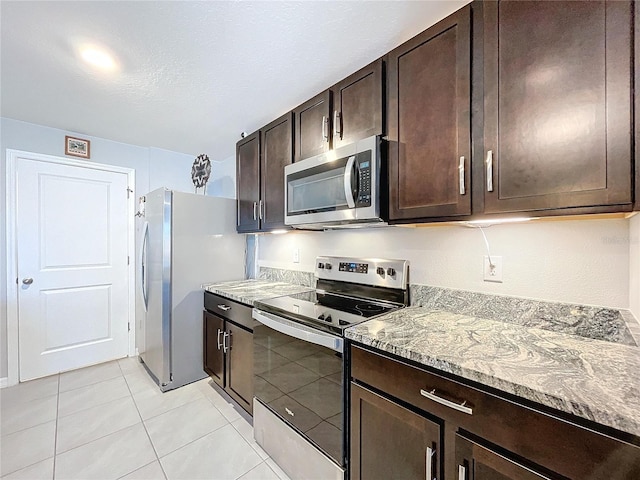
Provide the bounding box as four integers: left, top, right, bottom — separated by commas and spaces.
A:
191, 154, 211, 194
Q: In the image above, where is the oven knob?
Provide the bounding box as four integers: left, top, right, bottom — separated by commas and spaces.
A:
325, 263, 332, 270
376, 267, 385, 276
339, 319, 349, 326
387, 268, 396, 276
318, 314, 325, 320
325, 315, 332, 322
318, 263, 325, 269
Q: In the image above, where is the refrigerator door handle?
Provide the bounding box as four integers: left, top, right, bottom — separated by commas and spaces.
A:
140, 221, 149, 312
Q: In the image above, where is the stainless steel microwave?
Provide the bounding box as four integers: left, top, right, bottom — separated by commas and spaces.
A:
284, 135, 383, 229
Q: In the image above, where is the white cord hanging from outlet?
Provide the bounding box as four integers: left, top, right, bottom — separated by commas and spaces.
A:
477, 226, 503, 283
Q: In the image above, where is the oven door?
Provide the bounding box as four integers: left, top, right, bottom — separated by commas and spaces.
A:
252, 309, 345, 466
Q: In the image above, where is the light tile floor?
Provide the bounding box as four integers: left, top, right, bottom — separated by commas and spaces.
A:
0, 357, 291, 480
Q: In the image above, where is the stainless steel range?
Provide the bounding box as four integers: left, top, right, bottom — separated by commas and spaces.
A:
252, 256, 409, 479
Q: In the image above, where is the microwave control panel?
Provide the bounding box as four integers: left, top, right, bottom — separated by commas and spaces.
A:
356, 151, 372, 207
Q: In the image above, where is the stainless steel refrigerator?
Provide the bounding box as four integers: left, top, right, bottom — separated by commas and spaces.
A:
139, 188, 245, 391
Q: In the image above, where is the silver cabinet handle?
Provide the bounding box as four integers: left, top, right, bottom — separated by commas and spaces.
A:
217, 304, 231, 311
458, 156, 466, 195
426, 446, 435, 480
222, 331, 230, 353
216, 328, 223, 350
22, 277, 34, 285
486, 150, 494, 192
333, 110, 341, 138
458, 464, 467, 480
322, 115, 329, 142
420, 388, 473, 415
259, 199, 264, 220
253, 201, 257, 221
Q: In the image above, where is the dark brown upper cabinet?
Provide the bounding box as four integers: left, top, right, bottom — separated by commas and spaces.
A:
236, 112, 293, 233
294, 59, 384, 162
331, 59, 384, 150
260, 113, 294, 231
387, 5, 472, 222
294, 90, 332, 162
481, 0, 633, 214
236, 131, 260, 233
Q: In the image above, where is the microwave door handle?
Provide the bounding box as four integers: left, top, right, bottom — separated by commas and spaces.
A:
343, 155, 357, 208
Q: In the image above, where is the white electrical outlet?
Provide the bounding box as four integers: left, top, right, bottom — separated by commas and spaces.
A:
483, 255, 503, 283
293, 248, 300, 263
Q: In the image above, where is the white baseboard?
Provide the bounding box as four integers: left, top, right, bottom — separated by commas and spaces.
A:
0, 377, 9, 389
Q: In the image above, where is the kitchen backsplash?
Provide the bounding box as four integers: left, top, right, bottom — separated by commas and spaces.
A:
411, 285, 639, 347
258, 266, 639, 347
259, 266, 315, 288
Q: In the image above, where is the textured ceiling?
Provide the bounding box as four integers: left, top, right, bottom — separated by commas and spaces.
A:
1, 1, 469, 161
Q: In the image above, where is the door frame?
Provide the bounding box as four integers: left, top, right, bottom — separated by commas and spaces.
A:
5, 149, 136, 387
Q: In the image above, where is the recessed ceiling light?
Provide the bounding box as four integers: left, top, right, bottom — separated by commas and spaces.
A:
80, 46, 117, 71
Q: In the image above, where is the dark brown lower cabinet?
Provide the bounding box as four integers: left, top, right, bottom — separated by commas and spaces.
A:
351, 383, 441, 480
455, 434, 552, 480
203, 292, 254, 415
203, 311, 224, 385
350, 345, 640, 480
225, 323, 253, 412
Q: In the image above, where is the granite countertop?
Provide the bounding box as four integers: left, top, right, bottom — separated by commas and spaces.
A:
203, 279, 314, 306
345, 307, 640, 438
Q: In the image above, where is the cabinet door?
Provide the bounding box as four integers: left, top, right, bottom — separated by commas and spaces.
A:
482, 1, 632, 214
203, 312, 224, 388
236, 131, 260, 232
226, 323, 253, 414
351, 383, 441, 480
294, 90, 332, 162
455, 434, 555, 480
388, 6, 471, 221
260, 112, 293, 231
332, 59, 383, 149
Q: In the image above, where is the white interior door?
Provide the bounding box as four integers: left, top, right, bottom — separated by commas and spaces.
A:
16, 156, 130, 381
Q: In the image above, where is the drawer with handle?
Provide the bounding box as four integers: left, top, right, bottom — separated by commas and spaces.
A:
204, 291, 253, 331
350, 345, 640, 480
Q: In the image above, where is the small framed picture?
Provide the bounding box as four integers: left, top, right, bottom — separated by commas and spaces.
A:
65, 136, 91, 159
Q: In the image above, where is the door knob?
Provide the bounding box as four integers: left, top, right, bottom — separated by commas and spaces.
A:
22, 278, 33, 285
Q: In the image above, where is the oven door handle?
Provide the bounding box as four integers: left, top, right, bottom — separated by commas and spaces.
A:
252, 309, 343, 353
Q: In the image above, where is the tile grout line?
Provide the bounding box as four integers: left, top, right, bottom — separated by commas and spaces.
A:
58, 373, 123, 395
0, 394, 59, 439
119, 360, 168, 480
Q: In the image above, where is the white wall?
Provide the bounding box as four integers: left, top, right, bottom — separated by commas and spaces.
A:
630, 214, 640, 319
258, 217, 633, 309
0, 117, 232, 380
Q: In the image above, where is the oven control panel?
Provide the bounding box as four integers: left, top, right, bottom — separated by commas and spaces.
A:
316, 256, 409, 289
338, 262, 368, 274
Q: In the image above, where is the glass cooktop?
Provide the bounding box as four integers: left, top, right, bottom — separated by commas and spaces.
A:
254, 290, 399, 335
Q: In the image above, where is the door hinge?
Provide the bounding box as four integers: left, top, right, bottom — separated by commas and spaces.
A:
127, 187, 133, 198
128, 322, 131, 332
127, 256, 130, 265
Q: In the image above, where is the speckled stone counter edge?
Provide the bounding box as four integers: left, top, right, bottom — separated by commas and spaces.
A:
203, 279, 313, 306
345, 309, 640, 437
258, 267, 638, 346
